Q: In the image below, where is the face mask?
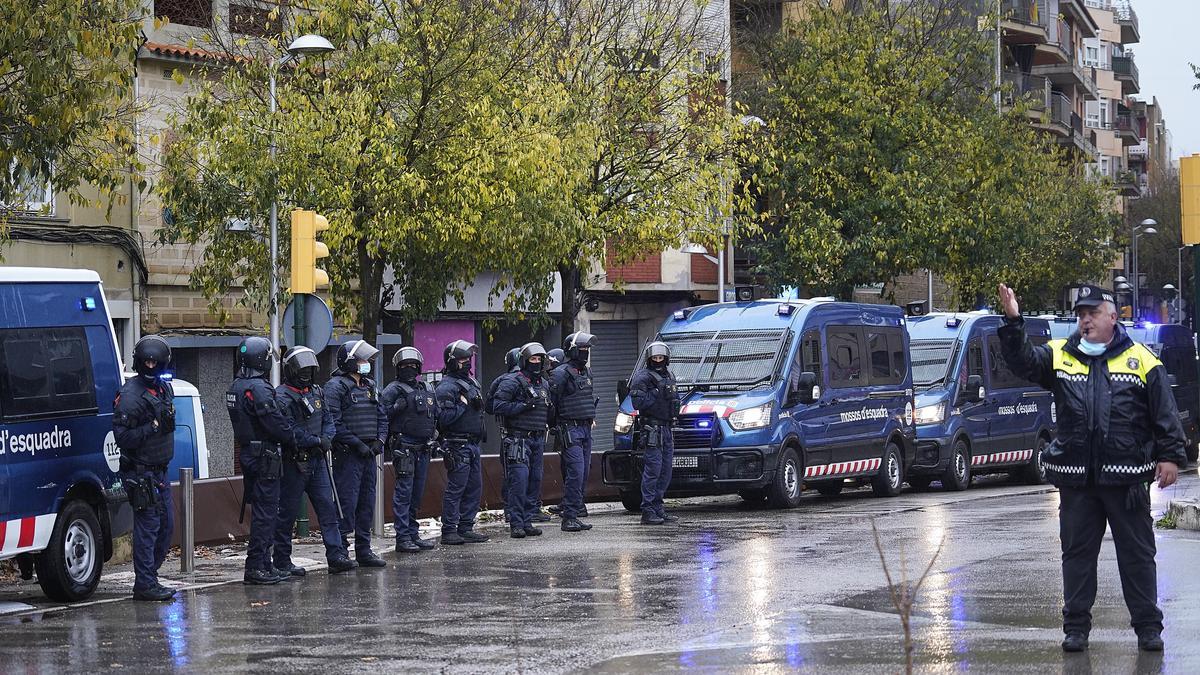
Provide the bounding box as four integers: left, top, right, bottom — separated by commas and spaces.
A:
398, 365, 420, 382
573, 350, 590, 365
524, 361, 542, 376
294, 369, 315, 387
357, 362, 371, 375
1078, 338, 1107, 357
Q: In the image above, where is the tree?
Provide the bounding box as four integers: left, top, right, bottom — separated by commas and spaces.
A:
1128, 175, 1187, 319
158, 0, 587, 342
1, 0, 147, 216
736, 0, 1118, 308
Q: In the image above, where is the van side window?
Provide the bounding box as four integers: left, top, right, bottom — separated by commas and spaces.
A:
828, 327, 863, 388
866, 328, 904, 385
800, 330, 822, 384
0, 327, 98, 420
985, 337, 1022, 389
967, 339, 984, 380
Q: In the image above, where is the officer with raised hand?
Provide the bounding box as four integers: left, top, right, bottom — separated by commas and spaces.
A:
380, 347, 439, 553
435, 340, 490, 545
325, 339, 389, 568
228, 336, 306, 585
273, 347, 356, 576
114, 335, 177, 601
552, 332, 597, 532
491, 342, 554, 539
629, 341, 680, 525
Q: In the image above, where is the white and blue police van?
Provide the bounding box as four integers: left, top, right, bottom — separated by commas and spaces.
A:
603, 298, 916, 509
0, 267, 133, 600
905, 313, 1055, 490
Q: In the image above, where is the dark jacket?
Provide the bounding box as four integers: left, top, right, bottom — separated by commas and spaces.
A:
551, 362, 597, 422
324, 374, 387, 453
113, 378, 175, 467
491, 370, 553, 433
380, 378, 438, 444
436, 372, 486, 440
998, 318, 1186, 487
629, 366, 678, 424
227, 377, 313, 450
275, 384, 335, 451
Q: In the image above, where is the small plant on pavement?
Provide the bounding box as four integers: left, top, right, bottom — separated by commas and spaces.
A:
871, 519, 946, 675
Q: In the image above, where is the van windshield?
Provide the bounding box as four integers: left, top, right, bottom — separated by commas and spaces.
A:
661, 329, 788, 390
910, 339, 957, 389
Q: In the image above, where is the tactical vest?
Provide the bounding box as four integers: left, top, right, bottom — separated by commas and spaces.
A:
332, 375, 381, 440
120, 380, 175, 466
508, 373, 551, 433
641, 369, 679, 423
278, 385, 324, 442
227, 377, 268, 446
388, 380, 438, 442
556, 364, 596, 421
441, 374, 485, 438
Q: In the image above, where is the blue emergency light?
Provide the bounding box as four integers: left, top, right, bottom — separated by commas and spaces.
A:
673, 309, 690, 321
777, 303, 794, 317
81, 296, 97, 311
697, 419, 711, 428
945, 317, 960, 328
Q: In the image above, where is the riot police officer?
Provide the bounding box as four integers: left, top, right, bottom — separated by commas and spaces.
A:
491, 342, 554, 539
228, 336, 308, 584
629, 341, 679, 525
325, 340, 389, 568
380, 347, 439, 553
273, 347, 356, 575
551, 332, 597, 532
487, 346, 522, 525
114, 335, 177, 601
435, 340, 490, 545
536, 347, 566, 519
545, 348, 564, 374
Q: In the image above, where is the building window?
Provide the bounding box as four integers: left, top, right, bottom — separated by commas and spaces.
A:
230, 3, 281, 38
154, 0, 213, 29
2, 164, 53, 214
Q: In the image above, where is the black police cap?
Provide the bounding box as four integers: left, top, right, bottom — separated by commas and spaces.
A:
1073, 284, 1116, 310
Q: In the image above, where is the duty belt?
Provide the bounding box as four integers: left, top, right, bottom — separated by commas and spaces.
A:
641, 419, 672, 427
561, 419, 592, 426
131, 463, 168, 473
506, 429, 543, 439
443, 435, 479, 445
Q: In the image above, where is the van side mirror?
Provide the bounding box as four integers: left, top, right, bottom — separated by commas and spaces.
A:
617, 378, 629, 403
964, 375, 984, 404
791, 371, 820, 406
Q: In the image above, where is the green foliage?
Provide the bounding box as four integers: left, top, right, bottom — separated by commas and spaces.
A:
0, 0, 146, 216
737, 0, 1119, 308
1128, 175, 1186, 310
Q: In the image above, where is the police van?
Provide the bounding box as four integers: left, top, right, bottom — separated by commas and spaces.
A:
0, 268, 132, 600
603, 299, 916, 510
906, 313, 1054, 490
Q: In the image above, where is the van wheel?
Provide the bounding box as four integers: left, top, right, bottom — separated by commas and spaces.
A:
36, 500, 103, 602
1022, 437, 1049, 485
765, 447, 803, 508
941, 440, 971, 492
619, 489, 642, 513
816, 482, 843, 497
908, 476, 932, 491
871, 442, 904, 497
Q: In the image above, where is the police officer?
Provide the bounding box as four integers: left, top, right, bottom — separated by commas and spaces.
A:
542, 347, 566, 518
227, 337, 308, 584
325, 340, 389, 568
551, 332, 597, 532
492, 342, 554, 538
381, 347, 439, 553
488, 347, 521, 525
273, 347, 356, 576
629, 341, 680, 525
545, 348, 564, 373
998, 283, 1185, 653
114, 335, 177, 601
435, 340, 490, 545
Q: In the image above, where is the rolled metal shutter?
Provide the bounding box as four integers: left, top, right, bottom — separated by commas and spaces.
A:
588, 320, 640, 453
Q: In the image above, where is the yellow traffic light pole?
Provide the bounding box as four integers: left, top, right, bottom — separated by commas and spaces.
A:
1181, 155, 1200, 382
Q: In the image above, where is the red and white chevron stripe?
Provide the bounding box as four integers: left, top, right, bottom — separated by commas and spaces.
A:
0, 514, 56, 557
679, 400, 738, 418
971, 449, 1034, 467
804, 457, 882, 478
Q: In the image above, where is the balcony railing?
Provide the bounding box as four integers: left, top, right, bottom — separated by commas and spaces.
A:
1128, 141, 1148, 157
1051, 18, 1074, 58
1115, 114, 1136, 132
1001, 0, 1047, 29
1113, 54, 1139, 82
1002, 70, 1049, 108
1048, 93, 1072, 128
1115, 2, 1139, 41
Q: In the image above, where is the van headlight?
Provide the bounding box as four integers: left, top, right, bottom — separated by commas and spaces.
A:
614, 412, 635, 434
914, 402, 947, 425
728, 403, 772, 430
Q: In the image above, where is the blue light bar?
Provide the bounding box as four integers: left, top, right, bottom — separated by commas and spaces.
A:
81, 296, 97, 311
697, 419, 711, 428
945, 317, 960, 328
777, 304, 794, 316
160, 373, 174, 382
673, 309, 689, 321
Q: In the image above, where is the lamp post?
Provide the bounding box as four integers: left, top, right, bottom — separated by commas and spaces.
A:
1132, 218, 1157, 321
1178, 245, 1192, 324
268, 34, 336, 385
1163, 283, 1178, 323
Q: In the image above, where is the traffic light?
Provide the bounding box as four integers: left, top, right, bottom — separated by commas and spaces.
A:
290, 209, 330, 294
1183, 155, 1200, 245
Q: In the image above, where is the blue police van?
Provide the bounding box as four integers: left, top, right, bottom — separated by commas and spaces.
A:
0, 268, 132, 600
905, 313, 1055, 490
603, 299, 916, 510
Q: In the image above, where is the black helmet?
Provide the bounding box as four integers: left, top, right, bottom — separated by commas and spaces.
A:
392, 346, 424, 370
504, 347, 521, 372
564, 331, 595, 364
518, 342, 547, 373
443, 339, 478, 375
283, 346, 320, 387
645, 341, 670, 368
546, 348, 565, 370
237, 336, 275, 379
132, 335, 171, 383
336, 339, 379, 374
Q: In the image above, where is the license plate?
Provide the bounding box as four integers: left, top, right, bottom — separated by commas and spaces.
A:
673, 455, 699, 468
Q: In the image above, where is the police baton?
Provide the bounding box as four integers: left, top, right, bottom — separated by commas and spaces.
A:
325, 449, 344, 521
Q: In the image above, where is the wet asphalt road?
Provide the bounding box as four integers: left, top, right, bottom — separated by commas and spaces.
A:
4, 474, 1200, 674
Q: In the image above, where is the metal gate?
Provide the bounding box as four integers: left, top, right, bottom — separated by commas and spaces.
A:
589, 320, 640, 454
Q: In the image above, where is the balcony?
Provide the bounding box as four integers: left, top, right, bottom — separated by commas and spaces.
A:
1031, 60, 1098, 101
1001, 70, 1049, 119
1035, 18, 1073, 65
1115, 170, 1141, 197
1000, 0, 1048, 45
1115, 2, 1140, 45
1036, 92, 1072, 137
1128, 140, 1148, 158
1114, 114, 1139, 146
1112, 54, 1140, 95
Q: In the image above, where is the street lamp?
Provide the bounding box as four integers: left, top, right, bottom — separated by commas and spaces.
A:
1131, 218, 1157, 321
268, 34, 336, 384
1178, 245, 1193, 324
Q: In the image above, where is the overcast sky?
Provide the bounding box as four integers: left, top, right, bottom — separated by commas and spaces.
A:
1134, 1, 1199, 159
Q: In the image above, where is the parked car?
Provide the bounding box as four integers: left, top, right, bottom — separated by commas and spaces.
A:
906, 313, 1055, 490
603, 298, 916, 510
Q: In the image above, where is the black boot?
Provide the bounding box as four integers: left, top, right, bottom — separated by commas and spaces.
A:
641, 512, 665, 525
274, 564, 306, 578
396, 539, 422, 553
414, 537, 436, 550
460, 530, 490, 543
244, 569, 282, 585
1061, 632, 1088, 652
328, 553, 356, 573
1138, 631, 1164, 652
357, 551, 387, 568
530, 512, 552, 523
561, 518, 585, 532
523, 526, 543, 537
133, 585, 176, 601
510, 527, 527, 539
441, 531, 466, 545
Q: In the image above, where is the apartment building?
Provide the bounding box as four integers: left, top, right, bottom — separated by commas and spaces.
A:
1081, 0, 1141, 199
1126, 96, 1172, 198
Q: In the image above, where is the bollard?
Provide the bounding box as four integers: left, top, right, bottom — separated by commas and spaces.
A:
373, 454, 385, 537
179, 468, 194, 574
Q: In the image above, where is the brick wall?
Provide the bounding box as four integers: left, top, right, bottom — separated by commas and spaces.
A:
690, 253, 718, 284
605, 242, 662, 283
144, 286, 258, 330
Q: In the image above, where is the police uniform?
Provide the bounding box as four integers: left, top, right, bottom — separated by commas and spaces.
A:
380, 352, 439, 552
551, 334, 597, 530
629, 343, 679, 524
273, 348, 354, 575
999, 284, 1186, 650
325, 369, 388, 564
228, 339, 309, 584
114, 336, 176, 600
435, 340, 489, 544
492, 351, 553, 536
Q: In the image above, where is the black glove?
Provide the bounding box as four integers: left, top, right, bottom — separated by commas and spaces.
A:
469, 396, 483, 411
320, 437, 333, 453
370, 439, 385, 456
354, 439, 373, 458
159, 405, 176, 434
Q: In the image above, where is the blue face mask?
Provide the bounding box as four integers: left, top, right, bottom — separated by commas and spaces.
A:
1078, 338, 1108, 356
357, 362, 371, 375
